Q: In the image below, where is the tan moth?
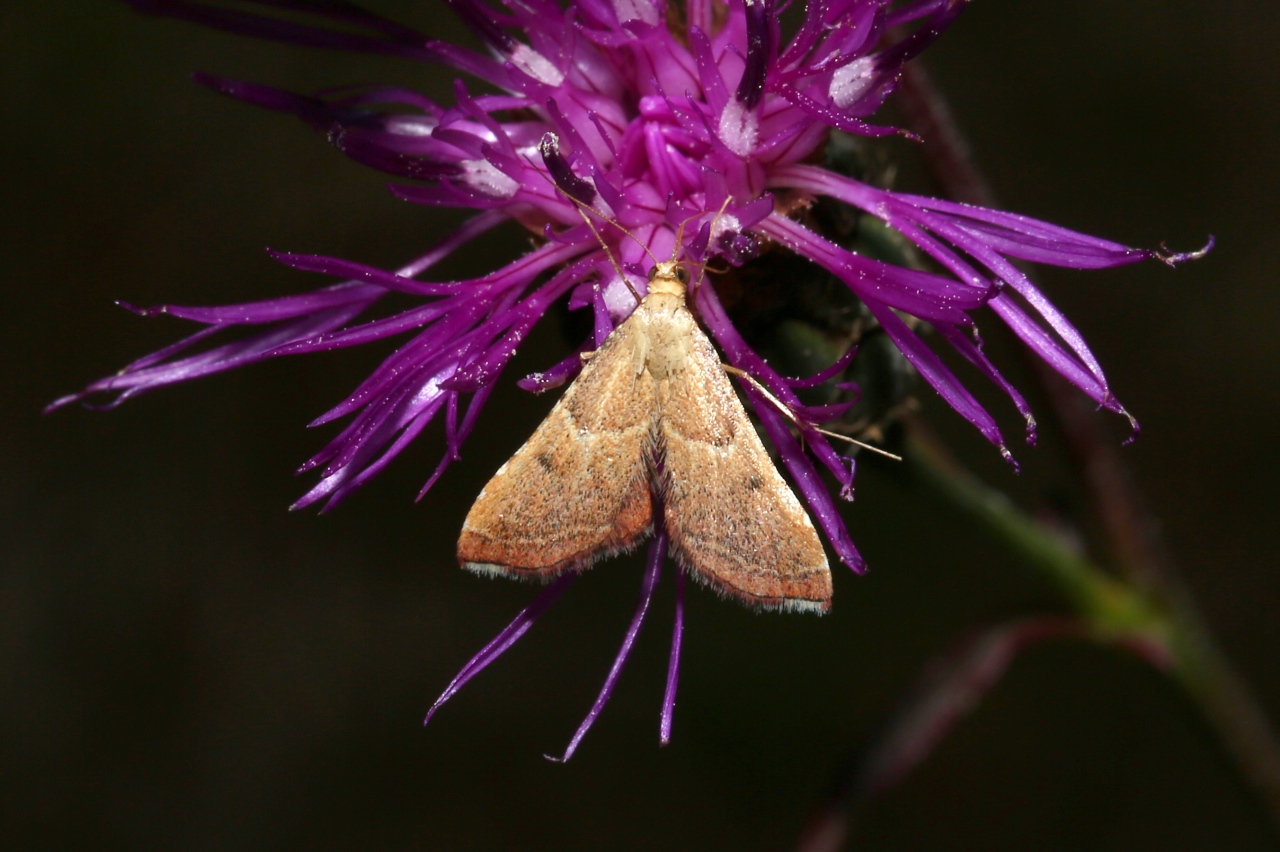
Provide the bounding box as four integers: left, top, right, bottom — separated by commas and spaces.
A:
457, 210, 834, 613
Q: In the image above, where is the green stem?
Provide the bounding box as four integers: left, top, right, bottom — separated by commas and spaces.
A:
905, 435, 1163, 644
894, 57, 1280, 832
907, 432, 1280, 830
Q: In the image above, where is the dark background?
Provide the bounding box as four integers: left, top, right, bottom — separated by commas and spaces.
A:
4, 2, 1277, 849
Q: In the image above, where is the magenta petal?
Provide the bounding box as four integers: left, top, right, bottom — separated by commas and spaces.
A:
546, 533, 665, 762
862, 295, 1011, 460
987, 293, 1113, 408
145, 283, 381, 325
759, 215, 985, 323
786, 342, 859, 389
122, 0, 437, 61
269, 302, 452, 357
660, 559, 684, 746
267, 250, 462, 296
517, 347, 589, 393
424, 573, 576, 726
935, 324, 1037, 444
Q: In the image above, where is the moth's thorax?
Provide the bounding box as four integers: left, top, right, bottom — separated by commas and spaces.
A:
634, 284, 695, 381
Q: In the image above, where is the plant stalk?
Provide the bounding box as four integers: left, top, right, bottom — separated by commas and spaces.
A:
897, 59, 1280, 829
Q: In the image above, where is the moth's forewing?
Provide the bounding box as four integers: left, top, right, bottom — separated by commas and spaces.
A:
458, 318, 655, 578
655, 309, 832, 613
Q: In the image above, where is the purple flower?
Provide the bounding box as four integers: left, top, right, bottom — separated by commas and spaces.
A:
55, 0, 1205, 756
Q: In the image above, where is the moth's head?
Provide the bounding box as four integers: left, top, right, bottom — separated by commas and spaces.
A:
646, 196, 735, 298
647, 260, 692, 297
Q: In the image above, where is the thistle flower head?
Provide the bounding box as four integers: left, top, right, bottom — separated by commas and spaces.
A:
56, 0, 1206, 756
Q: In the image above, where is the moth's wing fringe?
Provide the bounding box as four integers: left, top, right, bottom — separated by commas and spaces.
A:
462, 523, 654, 583
670, 551, 831, 614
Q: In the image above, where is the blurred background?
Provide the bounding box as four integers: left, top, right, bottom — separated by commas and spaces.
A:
3, 1, 1277, 849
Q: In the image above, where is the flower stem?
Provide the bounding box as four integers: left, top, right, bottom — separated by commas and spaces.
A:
904, 430, 1162, 640
905, 430, 1280, 829
897, 60, 1280, 830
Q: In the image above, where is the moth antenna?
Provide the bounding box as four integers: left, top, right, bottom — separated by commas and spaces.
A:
556, 189, 660, 268
522, 147, 649, 303
525, 144, 733, 298
670, 211, 691, 262
571, 203, 642, 305
721, 364, 903, 462
689, 196, 735, 294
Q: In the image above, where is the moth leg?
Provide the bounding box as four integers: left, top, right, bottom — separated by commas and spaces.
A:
720, 363, 901, 461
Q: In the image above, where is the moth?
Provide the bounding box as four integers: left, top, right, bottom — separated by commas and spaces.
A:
456, 229, 834, 613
